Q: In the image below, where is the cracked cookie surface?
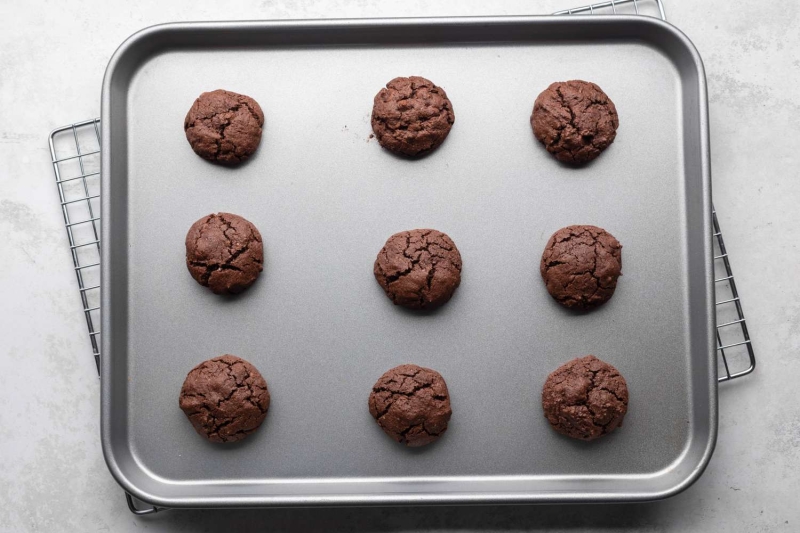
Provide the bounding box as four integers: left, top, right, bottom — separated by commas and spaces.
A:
373, 229, 462, 310
540, 224, 622, 310
371, 76, 455, 156
368, 364, 452, 447
179, 354, 270, 443
184, 89, 264, 165
531, 80, 618, 164
185, 212, 263, 295
541, 355, 628, 441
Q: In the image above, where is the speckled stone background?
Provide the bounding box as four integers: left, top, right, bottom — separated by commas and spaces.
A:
0, 1, 798, 531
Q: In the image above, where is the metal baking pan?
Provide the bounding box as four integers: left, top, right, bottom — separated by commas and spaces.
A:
101, 15, 715, 507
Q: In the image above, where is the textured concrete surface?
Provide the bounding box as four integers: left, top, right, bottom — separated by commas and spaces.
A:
0, 0, 798, 531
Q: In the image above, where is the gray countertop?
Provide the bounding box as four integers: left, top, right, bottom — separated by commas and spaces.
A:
0, 0, 797, 531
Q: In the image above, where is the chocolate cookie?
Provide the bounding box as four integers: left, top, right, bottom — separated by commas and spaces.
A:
179, 354, 270, 443
368, 364, 452, 447
531, 80, 619, 164
540, 225, 622, 310
184, 89, 265, 165
373, 229, 462, 310
371, 76, 455, 156
541, 355, 629, 441
185, 212, 264, 295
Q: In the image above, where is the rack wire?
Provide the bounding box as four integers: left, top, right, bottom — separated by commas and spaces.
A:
554, 0, 755, 382
49, 119, 102, 375
48, 125, 757, 385
712, 209, 756, 381
48, 3, 758, 388
554, 0, 666, 18
49, 120, 164, 516
48, 0, 753, 516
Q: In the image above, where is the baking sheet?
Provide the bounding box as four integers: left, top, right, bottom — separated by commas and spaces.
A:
101, 15, 715, 507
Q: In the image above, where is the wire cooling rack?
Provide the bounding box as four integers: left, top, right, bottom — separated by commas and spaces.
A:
49, 119, 102, 374
48, 123, 757, 382
47, 4, 757, 390
48, 0, 754, 515
555, 0, 755, 382
554, 0, 666, 17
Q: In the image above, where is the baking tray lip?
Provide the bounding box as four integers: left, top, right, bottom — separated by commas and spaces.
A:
101, 14, 716, 508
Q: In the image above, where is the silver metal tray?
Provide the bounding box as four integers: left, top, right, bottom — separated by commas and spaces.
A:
101, 15, 715, 508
